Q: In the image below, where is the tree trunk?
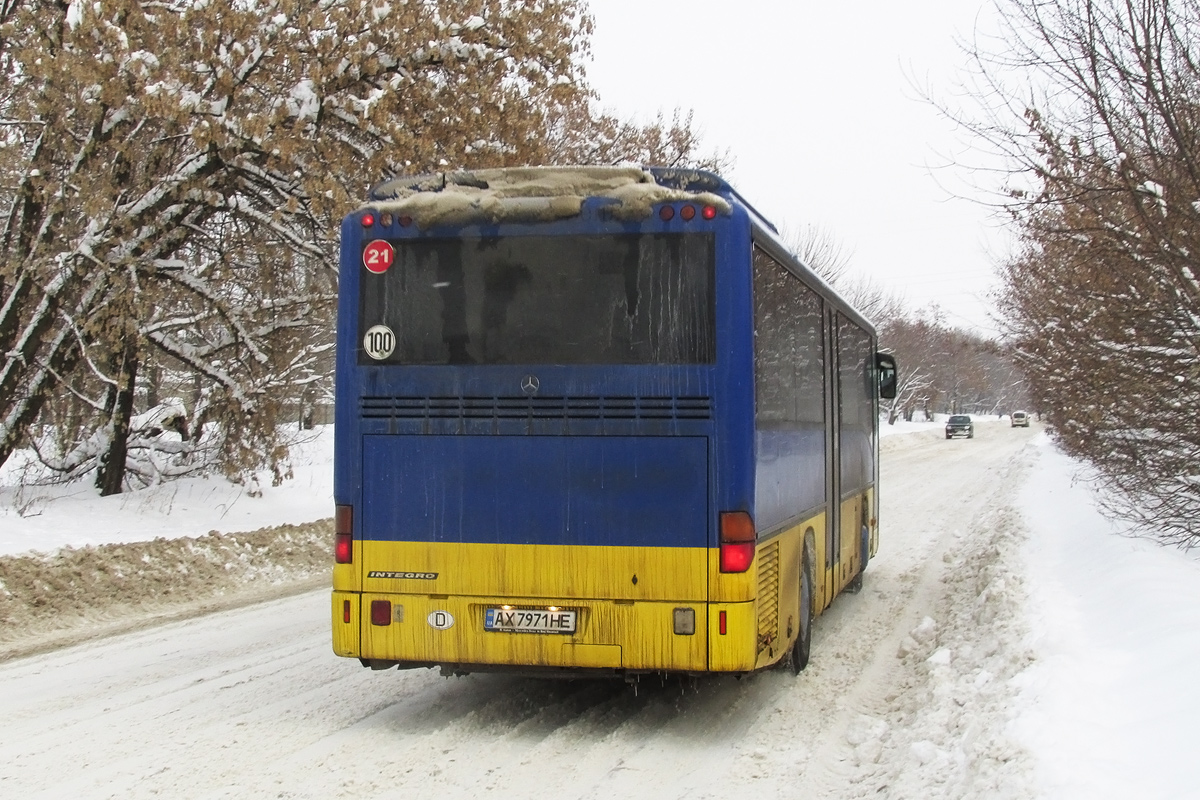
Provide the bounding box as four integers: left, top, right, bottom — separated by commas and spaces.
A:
95, 335, 139, 497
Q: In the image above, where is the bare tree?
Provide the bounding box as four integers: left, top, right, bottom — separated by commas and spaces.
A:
948, 0, 1200, 545
0, 0, 729, 495
0, 1, 572, 491
785, 223, 855, 287
784, 223, 906, 323
545, 104, 733, 173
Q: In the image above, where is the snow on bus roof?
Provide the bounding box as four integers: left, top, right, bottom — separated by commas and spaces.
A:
365, 166, 733, 228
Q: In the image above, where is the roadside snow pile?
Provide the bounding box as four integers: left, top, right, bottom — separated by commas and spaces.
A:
0, 519, 331, 661
880, 503, 1036, 797
840, 447, 1040, 798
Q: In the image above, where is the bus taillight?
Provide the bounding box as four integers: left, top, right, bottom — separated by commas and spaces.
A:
335, 505, 353, 564
702, 205, 717, 220
361, 212, 375, 227
719, 511, 756, 573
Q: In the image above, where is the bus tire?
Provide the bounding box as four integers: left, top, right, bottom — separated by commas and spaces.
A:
790, 540, 814, 675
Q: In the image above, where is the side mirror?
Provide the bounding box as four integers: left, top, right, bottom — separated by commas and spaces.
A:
875, 352, 897, 400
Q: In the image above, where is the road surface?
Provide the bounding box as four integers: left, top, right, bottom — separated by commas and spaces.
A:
0, 422, 1041, 799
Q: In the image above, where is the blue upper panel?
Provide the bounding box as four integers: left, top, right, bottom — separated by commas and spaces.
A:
361, 435, 709, 547
336, 167, 759, 549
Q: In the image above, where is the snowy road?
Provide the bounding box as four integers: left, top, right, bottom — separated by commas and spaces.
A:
0, 424, 1041, 799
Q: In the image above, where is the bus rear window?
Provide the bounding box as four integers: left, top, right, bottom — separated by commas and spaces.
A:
358, 233, 715, 365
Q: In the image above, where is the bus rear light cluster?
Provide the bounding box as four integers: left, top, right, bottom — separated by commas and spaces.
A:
659, 204, 718, 222
361, 211, 412, 228
719, 511, 756, 573
335, 505, 353, 564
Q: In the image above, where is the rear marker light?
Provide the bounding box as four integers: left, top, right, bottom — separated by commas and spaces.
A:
343, 600, 351, 624
399, 215, 413, 227
719, 610, 727, 635
380, 213, 394, 227
370, 600, 392, 626
680, 204, 696, 221
361, 213, 375, 227
659, 205, 675, 221
702, 205, 717, 220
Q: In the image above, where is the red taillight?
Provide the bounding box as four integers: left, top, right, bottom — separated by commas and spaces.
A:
702, 205, 717, 220
720, 542, 755, 573
680, 204, 696, 221
343, 599, 351, 624
719, 511, 755, 573
659, 205, 675, 221
370, 600, 391, 626
335, 534, 352, 564
335, 505, 353, 564
719, 610, 728, 635
361, 212, 375, 227
399, 214, 413, 227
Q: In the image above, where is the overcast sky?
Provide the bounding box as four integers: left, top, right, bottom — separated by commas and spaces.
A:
584, 0, 1010, 337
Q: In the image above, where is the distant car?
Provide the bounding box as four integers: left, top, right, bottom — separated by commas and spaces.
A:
1011, 411, 1030, 427
945, 415, 974, 439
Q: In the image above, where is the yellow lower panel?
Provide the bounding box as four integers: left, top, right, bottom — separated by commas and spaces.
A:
357, 593, 707, 672
360, 540, 707, 601
331, 592, 360, 658
707, 602, 758, 672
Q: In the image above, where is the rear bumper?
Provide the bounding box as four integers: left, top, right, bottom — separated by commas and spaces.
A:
333, 591, 761, 674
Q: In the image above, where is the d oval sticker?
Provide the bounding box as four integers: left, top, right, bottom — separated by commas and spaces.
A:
427, 610, 455, 630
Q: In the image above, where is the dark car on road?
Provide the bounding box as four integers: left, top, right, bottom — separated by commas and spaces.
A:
945, 415, 974, 439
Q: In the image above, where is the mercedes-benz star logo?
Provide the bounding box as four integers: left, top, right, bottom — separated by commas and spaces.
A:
520, 374, 540, 396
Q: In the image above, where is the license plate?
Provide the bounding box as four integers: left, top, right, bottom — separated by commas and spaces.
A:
484, 607, 577, 634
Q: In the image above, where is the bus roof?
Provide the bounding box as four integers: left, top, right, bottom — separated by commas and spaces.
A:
359, 165, 875, 333
363, 166, 733, 229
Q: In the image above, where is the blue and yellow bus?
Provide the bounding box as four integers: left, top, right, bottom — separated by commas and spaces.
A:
332, 166, 897, 678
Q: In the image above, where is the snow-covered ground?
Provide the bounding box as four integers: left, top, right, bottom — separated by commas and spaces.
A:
1012, 439, 1200, 799
0, 427, 335, 557
1, 420, 1198, 798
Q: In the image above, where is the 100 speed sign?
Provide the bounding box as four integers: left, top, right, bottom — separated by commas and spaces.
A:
363, 325, 395, 360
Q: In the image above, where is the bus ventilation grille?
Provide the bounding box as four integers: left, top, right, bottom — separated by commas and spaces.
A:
757, 541, 781, 652
360, 395, 712, 421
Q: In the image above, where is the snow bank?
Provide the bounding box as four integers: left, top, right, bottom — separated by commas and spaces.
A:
367, 166, 732, 227
0, 427, 334, 558
1011, 434, 1200, 799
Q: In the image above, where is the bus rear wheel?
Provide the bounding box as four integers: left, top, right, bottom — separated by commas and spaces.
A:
790, 542, 814, 674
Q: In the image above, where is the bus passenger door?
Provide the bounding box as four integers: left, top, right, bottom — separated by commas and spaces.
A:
823, 305, 841, 609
